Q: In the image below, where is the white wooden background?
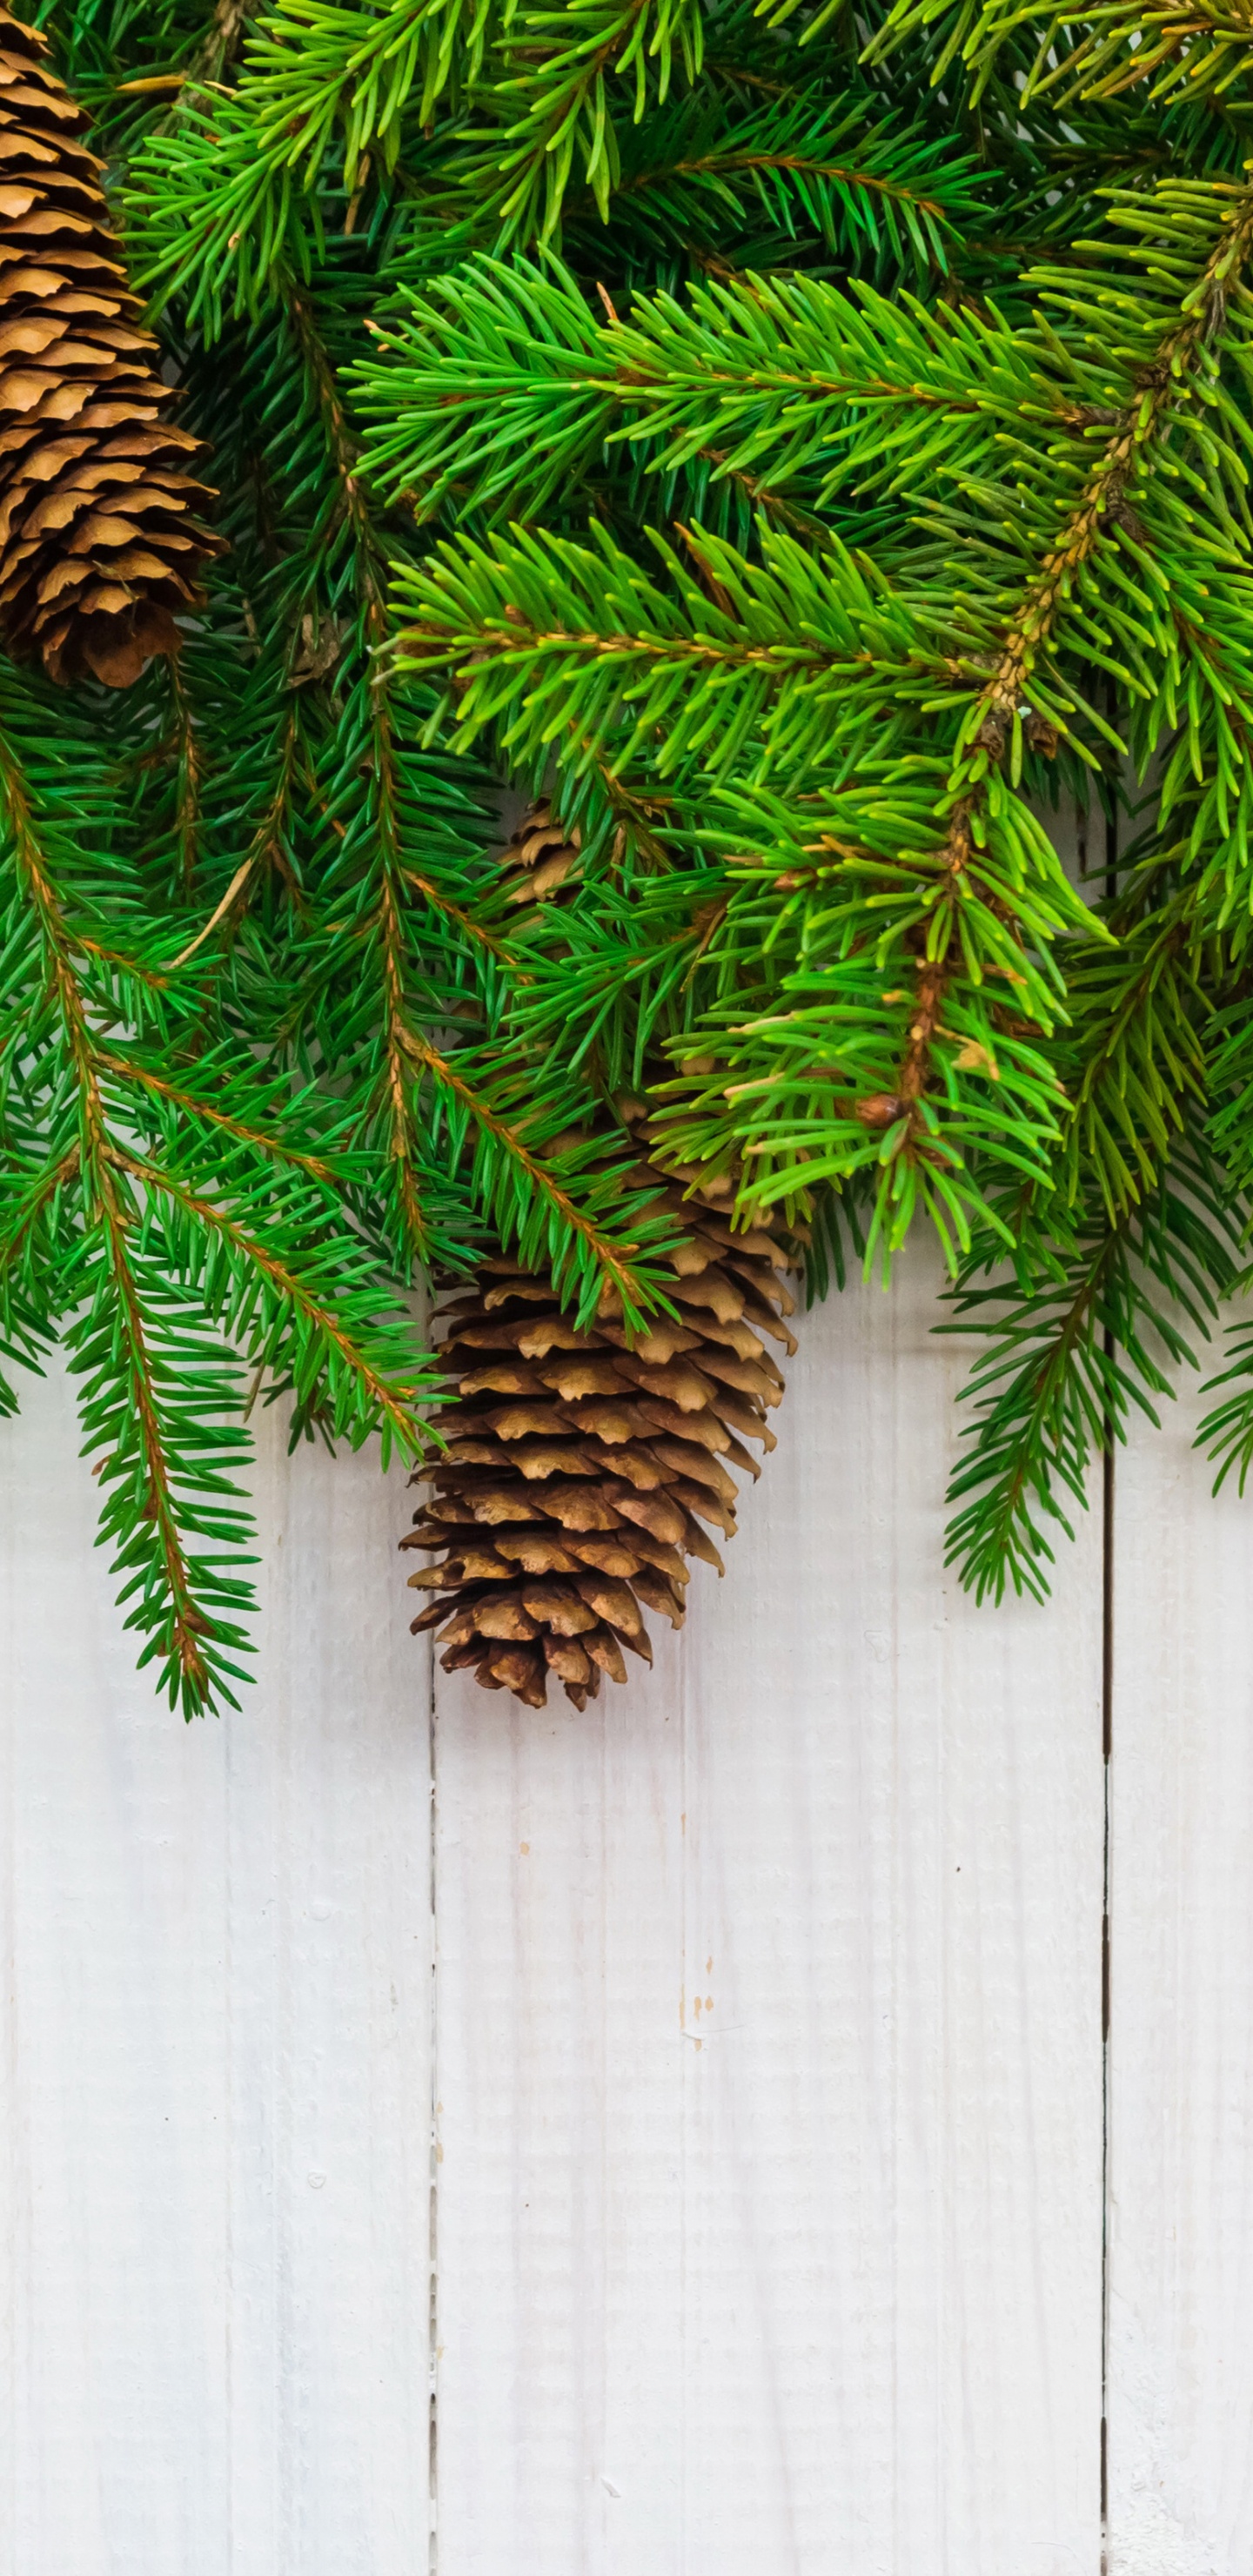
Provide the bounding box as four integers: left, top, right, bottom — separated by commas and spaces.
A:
0, 1242, 1248, 2573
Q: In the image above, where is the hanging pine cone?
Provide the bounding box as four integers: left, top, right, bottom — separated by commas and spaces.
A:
403, 1152, 797, 1710
0, 6, 221, 687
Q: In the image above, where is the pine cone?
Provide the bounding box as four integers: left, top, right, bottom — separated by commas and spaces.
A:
403, 1156, 796, 1709
498, 800, 582, 905
0, 7, 221, 687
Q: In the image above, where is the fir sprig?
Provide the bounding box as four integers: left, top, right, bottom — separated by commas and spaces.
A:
10, 0, 1253, 1705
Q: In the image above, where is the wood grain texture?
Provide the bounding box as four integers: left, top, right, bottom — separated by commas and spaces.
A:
1107, 1359, 1253, 2575
0, 1359, 432, 2576
432, 1243, 1105, 2576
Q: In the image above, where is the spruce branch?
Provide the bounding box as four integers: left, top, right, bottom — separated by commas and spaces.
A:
943, 1130, 1243, 1600
0, 673, 440, 1714
588, 92, 986, 278
243, 0, 496, 184
126, 0, 496, 328
276, 281, 633, 1295
465, 0, 708, 246
869, 0, 1253, 108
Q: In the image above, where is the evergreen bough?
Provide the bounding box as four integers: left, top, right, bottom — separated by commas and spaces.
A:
5, 0, 1253, 1709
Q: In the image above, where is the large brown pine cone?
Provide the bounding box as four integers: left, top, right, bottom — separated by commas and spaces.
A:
0, 6, 221, 686
403, 1157, 797, 1709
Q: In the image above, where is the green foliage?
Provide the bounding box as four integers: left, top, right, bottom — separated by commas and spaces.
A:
11, 0, 1253, 1709
942, 1130, 1244, 1602
0, 656, 446, 1712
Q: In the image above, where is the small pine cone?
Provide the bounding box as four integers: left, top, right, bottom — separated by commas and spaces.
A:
499, 801, 582, 905
0, 6, 222, 687
403, 1161, 797, 1710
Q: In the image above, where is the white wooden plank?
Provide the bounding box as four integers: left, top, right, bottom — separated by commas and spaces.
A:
432, 1241, 1105, 2575
1106, 1349, 1253, 2573
0, 1358, 432, 2576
